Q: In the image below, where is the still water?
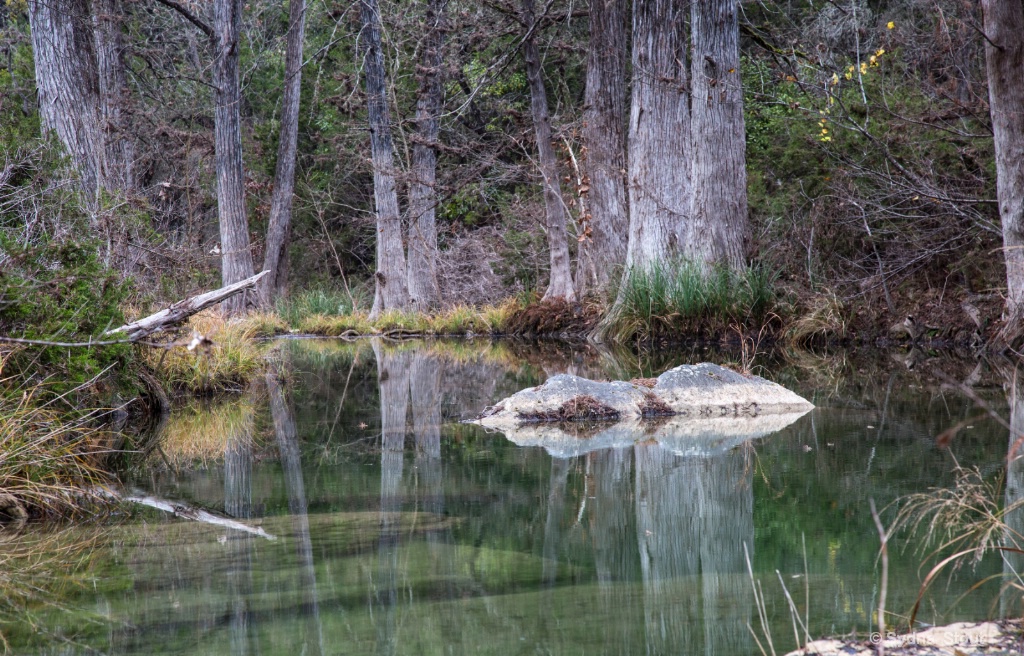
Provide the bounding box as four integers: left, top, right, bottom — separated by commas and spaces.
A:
12, 339, 1024, 654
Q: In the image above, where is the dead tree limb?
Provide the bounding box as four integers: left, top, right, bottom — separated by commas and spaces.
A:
105, 270, 269, 340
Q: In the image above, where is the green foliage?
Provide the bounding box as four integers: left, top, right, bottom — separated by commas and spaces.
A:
613, 260, 778, 340
0, 235, 132, 384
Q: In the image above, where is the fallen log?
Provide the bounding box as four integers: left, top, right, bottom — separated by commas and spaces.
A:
106, 270, 269, 340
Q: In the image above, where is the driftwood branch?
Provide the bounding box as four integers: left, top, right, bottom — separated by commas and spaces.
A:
95, 487, 276, 540
106, 270, 269, 341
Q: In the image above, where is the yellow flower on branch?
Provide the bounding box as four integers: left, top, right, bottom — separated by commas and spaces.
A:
887, 21, 895, 30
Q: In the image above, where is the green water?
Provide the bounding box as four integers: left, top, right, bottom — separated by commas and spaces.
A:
7, 340, 1023, 655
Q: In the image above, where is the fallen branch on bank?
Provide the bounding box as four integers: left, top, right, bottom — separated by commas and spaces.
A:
0, 272, 270, 349
106, 270, 269, 341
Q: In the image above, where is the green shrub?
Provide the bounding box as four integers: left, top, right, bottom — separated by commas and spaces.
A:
0, 234, 133, 386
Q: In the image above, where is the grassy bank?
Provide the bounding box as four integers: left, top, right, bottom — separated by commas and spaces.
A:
0, 384, 113, 521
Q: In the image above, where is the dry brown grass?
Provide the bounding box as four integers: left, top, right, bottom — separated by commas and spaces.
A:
141, 310, 266, 394
0, 386, 113, 519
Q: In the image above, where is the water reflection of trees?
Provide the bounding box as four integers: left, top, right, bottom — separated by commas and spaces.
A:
78, 339, 1024, 655
364, 339, 754, 655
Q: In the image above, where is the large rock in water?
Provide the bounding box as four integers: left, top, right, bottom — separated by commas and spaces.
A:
473, 363, 814, 458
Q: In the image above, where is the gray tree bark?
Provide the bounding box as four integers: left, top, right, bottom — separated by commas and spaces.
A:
362, 0, 411, 318
213, 0, 256, 315
983, 1, 1024, 348
521, 0, 576, 302
28, 0, 103, 198
28, 0, 135, 200
261, 0, 307, 305
623, 0, 690, 272
406, 0, 448, 310
576, 0, 628, 296
689, 0, 747, 269
591, 0, 690, 340
91, 0, 134, 193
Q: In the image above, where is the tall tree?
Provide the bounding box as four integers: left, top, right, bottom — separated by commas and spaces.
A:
622, 0, 690, 273
592, 0, 689, 340
213, 0, 256, 315
91, 0, 134, 193
521, 0, 576, 302
29, 0, 133, 199
406, 0, 448, 310
362, 0, 411, 318
29, 0, 100, 198
576, 0, 629, 296
982, 0, 1024, 347
689, 0, 746, 269
262, 0, 307, 304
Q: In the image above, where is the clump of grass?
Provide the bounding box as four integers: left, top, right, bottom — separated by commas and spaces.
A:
276, 287, 364, 327
891, 463, 1024, 626
155, 396, 258, 467
289, 298, 523, 337
297, 312, 375, 336
240, 311, 289, 338
0, 388, 112, 518
0, 526, 106, 650
142, 310, 265, 394
783, 290, 848, 347
612, 260, 778, 341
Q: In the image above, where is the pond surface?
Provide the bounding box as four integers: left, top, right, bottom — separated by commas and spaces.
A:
9, 340, 1024, 655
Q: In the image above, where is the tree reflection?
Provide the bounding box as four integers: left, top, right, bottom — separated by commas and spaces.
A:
634, 442, 753, 655
998, 358, 1024, 617
268, 370, 325, 656
223, 399, 257, 655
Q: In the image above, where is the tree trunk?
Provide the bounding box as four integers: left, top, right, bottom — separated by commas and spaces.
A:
406, 0, 448, 311
576, 0, 628, 296
521, 0, 576, 302
28, 0, 103, 198
623, 0, 690, 271
591, 0, 689, 340
362, 0, 410, 318
262, 0, 307, 305
213, 0, 256, 316
983, 1, 1024, 348
689, 0, 746, 270
91, 0, 134, 193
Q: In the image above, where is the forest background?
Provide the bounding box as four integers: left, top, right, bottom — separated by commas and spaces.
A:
0, 0, 1014, 379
